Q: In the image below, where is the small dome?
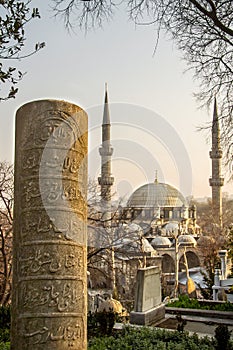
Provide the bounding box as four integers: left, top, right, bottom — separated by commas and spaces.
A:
151, 236, 172, 248
127, 181, 186, 208
141, 238, 156, 252
178, 234, 197, 247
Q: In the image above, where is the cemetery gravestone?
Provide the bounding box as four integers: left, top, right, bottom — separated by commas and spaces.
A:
130, 266, 165, 326
11, 100, 88, 349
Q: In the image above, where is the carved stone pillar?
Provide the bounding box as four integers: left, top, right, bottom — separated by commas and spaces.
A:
11, 100, 88, 349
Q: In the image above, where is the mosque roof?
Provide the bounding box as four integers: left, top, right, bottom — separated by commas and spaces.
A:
178, 234, 197, 247
127, 181, 186, 208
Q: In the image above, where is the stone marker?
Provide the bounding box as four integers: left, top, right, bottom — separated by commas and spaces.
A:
130, 266, 165, 326
11, 100, 88, 349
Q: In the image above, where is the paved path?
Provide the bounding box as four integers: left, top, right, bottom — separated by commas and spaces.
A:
115, 312, 233, 339
157, 313, 233, 337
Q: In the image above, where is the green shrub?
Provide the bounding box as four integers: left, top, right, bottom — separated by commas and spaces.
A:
0, 306, 10, 329
167, 295, 201, 309
0, 329, 10, 344
0, 305, 11, 344
214, 325, 232, 350
0, 342, 10, 350
88, 310, 122, 337
88, 326, 215, 350
212, 302, 233, 312
167, 295, 233, 312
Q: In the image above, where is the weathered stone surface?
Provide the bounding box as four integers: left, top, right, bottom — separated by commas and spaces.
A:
134, 266, 161, 313
130, 304, 165, 326
11, 100, 88, 350
130, 266, 164, 326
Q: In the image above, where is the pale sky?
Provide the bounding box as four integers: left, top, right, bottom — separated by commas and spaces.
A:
0, 2, 231, 199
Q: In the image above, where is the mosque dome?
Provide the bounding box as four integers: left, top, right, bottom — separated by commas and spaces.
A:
127, 181, 186, 208
178, 234, 197, 247
151, 236, 172, 248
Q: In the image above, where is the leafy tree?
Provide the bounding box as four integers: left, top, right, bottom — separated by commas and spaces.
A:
52, 0, 233, 167
0, 162, 13, 305
0, 0, 45, 101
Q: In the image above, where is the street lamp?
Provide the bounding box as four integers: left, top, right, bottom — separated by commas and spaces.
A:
174, 234, 179, 298
173, 224, 182, 298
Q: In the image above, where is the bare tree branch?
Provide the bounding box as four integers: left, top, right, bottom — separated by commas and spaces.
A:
0, 1, 45, 101
52, 0, 233, 170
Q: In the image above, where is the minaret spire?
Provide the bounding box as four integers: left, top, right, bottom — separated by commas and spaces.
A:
209, 98, 224, 228
98, 83, 114, 202
154, 170, 158, 184
103, 82, 110, 126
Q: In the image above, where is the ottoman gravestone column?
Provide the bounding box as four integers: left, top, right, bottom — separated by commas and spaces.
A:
11, 100, 88, 349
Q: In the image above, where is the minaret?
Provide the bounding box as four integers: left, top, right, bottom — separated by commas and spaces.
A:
98, 83, 114, 202
209, 98, 224, 227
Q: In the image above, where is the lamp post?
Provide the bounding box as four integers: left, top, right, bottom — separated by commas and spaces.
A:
173, 224, 182, 298
174, 232, 179, 298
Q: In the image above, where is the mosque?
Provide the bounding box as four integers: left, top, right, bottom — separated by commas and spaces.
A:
88, 86, 224, 299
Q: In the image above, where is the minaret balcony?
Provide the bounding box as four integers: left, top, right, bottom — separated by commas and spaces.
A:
209, 149, 223, 159
98, 176, 114, 186
209, 177, 224, 186
99, 146, 113, 156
